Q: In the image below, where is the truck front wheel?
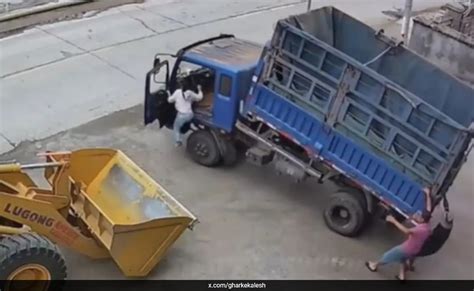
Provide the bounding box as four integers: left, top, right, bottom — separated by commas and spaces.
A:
0, 233, 67, 290
187, 130, 221, 167
221, 139, 238, 167
323, 190, 368, 237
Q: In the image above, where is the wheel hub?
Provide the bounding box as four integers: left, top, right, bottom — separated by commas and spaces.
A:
7, 264, 51, 291
339, 209, 349, 219
194, 143, 209, 157
332, 206, 351, 226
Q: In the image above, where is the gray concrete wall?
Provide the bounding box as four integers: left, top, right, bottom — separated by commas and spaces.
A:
409, 22, 474, 85
0, 0, 57, 14
409, 4, 474, 86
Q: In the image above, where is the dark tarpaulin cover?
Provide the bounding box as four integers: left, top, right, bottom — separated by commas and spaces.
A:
283, 6, 474, 128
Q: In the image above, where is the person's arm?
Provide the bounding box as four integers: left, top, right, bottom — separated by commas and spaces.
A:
424, 187, 432, 212
386, 215, 411, 235
167, 90, 177, 103
189, 85, 203, 102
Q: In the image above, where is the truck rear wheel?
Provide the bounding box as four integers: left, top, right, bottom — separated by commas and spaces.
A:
323, 190, 368, 237
0, 233, 67, 290
187, 130, 221, 167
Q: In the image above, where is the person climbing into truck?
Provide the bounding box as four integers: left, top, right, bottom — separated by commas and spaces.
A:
365, 188, 432, 281
167, 79, 203, 147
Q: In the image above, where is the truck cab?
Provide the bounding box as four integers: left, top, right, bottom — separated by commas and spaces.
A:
144, 35, 262, 133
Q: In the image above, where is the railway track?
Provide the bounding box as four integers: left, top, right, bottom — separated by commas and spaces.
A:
0, 0, 144, 37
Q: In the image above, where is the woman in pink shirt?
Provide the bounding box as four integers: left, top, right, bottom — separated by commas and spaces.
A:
365, 189, 432, 280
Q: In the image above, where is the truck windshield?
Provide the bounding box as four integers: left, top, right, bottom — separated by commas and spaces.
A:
178, 61, 203, 75
177, 61, 216, 114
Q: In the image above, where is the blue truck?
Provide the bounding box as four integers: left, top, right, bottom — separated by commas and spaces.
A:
144, 7, 474, 237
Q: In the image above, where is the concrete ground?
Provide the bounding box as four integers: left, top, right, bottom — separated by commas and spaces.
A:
1, 105, 473, 280
0, 0, 454, 154
1, 0, 472, 281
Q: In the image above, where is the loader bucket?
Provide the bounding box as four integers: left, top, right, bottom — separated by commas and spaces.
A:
55, 148, 197, 277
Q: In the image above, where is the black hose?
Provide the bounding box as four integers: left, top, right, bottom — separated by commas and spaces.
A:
442, 196, 450, 212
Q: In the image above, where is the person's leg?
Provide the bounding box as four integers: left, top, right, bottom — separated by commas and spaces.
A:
395, 263, 406, 280
173, 112, 193, 145
366, 245, 404, 272
397, 255, 411, 280
406, 258, 416, 272
173, 113, 184, 145
365, 246, 407, 272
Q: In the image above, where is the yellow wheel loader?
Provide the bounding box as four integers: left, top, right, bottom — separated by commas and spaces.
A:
0, 148, 197, 287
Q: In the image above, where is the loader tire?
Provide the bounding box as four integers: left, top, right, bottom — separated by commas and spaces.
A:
187, 130, 221, 167
323, 191, 367, 237
0, 233, 67, 290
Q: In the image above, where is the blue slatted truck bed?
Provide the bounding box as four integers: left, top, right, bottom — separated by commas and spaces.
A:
144, 7, 473, 237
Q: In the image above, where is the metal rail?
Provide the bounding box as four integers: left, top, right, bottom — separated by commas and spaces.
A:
0, 161, 64, 173
20, 162, 64, 170
0, 0, 143, 36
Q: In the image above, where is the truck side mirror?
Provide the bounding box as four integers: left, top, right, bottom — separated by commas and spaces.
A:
153, 57, 161, 68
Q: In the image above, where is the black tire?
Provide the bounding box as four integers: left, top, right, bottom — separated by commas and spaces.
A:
186, 130, 221, 167
221, 139, 238, 167
323, 191, 368, 237
331, 179, 369, 213
0, 233, 67, 288
345, 187, 369, 219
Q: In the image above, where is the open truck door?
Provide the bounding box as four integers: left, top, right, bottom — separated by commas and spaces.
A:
144, 57, 176, 128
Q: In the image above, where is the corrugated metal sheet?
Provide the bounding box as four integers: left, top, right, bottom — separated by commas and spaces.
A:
187, 38, 262, 70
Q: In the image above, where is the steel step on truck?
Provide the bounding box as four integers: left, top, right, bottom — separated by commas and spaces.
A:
144, 6, 474, 237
